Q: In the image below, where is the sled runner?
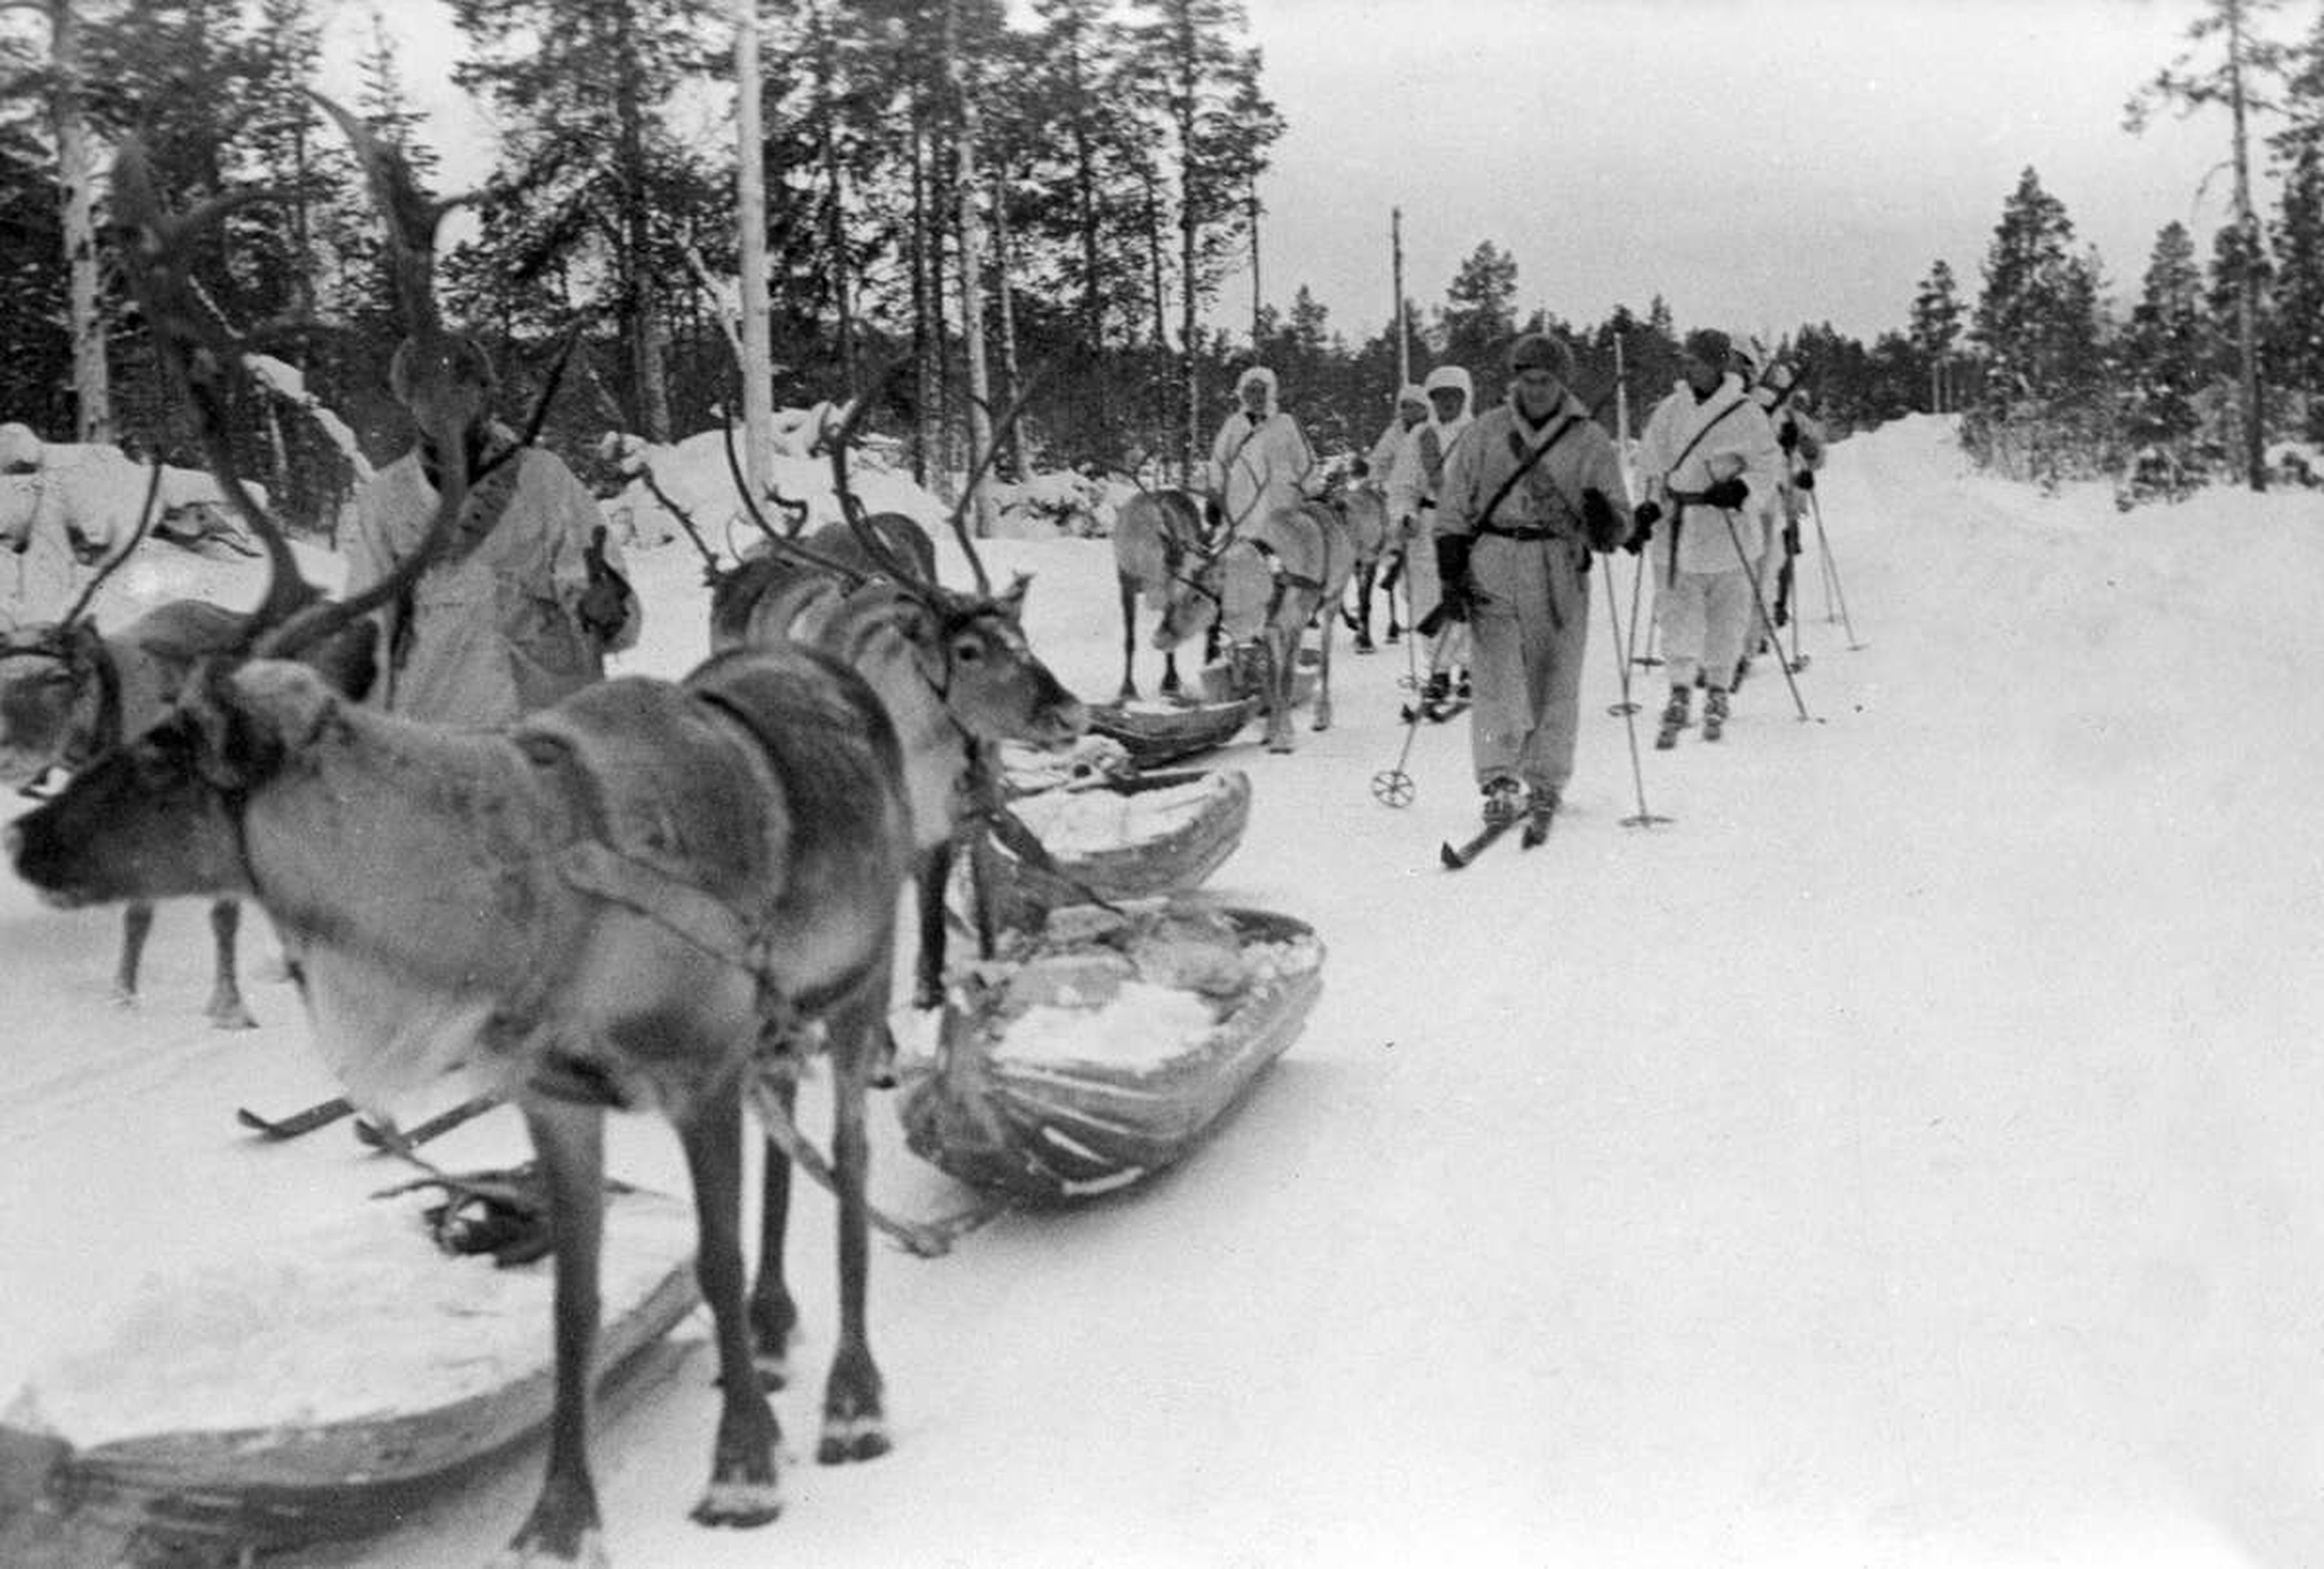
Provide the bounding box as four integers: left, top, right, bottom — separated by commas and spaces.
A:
0, 1189, 699, 1561
898, 902, 1324, 1204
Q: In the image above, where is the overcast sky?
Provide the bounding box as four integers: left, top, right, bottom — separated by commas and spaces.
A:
336, 0, 2242, 347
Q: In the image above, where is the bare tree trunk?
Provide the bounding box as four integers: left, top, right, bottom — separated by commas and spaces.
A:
910, 100, 943, 491
811, 0, 855, 387
1143, 172, 1172, 483
32, 0, 111, 441
1248, 176, 1261, 347
614, 5, 671, 443
736, 0, 773, 498
992, 169, 1026, 480
946, 0, 995, 537
2228, 0, 2267, 491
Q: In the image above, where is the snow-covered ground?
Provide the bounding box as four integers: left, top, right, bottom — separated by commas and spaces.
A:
6, 415, 2324, 1567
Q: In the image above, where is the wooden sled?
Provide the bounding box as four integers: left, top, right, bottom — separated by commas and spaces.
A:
1085, 697, 1256, 769
0, 1189, 700, 1563
899, 903, 1325, 1205
977, 768, 1252, 928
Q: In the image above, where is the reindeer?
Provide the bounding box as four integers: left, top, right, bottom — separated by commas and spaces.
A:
688, 412, 1086, 1009
0, 478, 374, 1028
1151, 495, 1356, 752
1329, 473, 1400, 653
1108, 486, 1218, 701
9, 114, 964, 1566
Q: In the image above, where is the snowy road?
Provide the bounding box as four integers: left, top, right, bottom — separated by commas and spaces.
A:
6, 416, 2323, 1567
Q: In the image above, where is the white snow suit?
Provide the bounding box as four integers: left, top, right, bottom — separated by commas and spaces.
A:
1436, 390, 1631, 801
1207, 367, 1318, 533
1636, 374, 1783, 693
345, 437, 640, 728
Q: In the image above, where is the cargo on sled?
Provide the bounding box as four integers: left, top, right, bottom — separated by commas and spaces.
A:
898, 901, 1324, 1205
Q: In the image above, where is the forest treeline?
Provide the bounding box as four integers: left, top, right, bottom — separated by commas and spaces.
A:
2, 0, 2320, 534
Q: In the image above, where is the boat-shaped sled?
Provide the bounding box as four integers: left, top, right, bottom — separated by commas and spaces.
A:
0, 1188, 698, 1561
976, 768, 1252, 928
898, 902, 1324, 1204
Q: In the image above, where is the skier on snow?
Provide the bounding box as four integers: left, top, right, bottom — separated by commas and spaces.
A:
1429, 331, 1633, 835
1388, 363, 1477, 717
1632, 328, 1784, 748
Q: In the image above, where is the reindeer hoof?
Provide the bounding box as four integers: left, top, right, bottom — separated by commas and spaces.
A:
110, 990, 139, 1012
691, 1478, 784, 1530
817, 1414, 891, 1464
488, 1528, 609, 1568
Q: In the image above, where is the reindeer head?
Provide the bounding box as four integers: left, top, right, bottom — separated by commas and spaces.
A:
0, 620, 107, 785
9, 661, 336, 908
1151, 541, 1225, 652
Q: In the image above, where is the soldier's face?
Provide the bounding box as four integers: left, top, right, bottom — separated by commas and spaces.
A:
1428, 388, 1465, 422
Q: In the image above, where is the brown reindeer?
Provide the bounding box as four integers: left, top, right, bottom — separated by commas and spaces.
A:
1151, 497, 1356, 752
0, 484, 374, 1028
1108, 486, 1219, 701
8, 118, 952, 1566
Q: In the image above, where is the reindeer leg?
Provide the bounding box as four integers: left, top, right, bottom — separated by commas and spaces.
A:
1160, 648, 1183, 700
1263, 636, 1292, 754
681, 1080, 784, 1529
748, 1072, 800, 1388
500, 1100, 607, 1569
913, 842, 951, 1012
113, 901, 154, 1008
205, 898, 257, 1029
818, 991, 890, 1465
1313, 614, 1335, 733
1116, 573, 1140, 702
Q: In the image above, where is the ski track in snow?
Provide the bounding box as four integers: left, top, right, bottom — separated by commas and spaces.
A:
5, 415, 2324, 1567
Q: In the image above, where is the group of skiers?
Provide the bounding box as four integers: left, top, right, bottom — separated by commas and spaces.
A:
1216, 325, 1827, 837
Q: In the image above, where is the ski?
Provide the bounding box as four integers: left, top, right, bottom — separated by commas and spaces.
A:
354, 1095, 501, 1152
1440, 816, 1520, 869
236, 1096, 354, 1140
1399, 699, 1471, 725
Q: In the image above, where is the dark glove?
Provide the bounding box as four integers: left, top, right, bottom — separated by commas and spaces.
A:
1794, 469, 1815, 493
1580, 487, 1626, 553
577, 524, 633, 643
1416, 533, 1473, 635
1781, 522, 1801, 556
1700, 475, 1749, 511
1777, 418, 1800, 454
1626, 500, 1660, 555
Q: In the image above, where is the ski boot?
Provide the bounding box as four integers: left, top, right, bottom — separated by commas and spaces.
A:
1522, 788, 1559, 848
1702, 686, 1729, 742
1655, 687, 1690, 750
1418, 669, 1457, 723
1481, 777, 1525, 827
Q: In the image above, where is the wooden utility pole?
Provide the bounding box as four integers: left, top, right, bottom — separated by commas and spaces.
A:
1391, 206, 1409, 388
1249, 176, 1263, 346
736, 0, 773, 501
1614, 331, 1631, 450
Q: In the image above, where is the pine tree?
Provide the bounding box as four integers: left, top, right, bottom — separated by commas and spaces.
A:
2270, 5, 2324, 442
1908, 258, 1964, 411
447, 0, 722, 444
2117, 221, 2209, 501
1967, 168, 2110, 483
2126, 0, 2290, 489
1440, 240, 1517, 373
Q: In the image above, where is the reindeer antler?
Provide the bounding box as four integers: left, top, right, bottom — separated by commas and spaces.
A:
110, 138, 319, 644
51, 458, 167, 633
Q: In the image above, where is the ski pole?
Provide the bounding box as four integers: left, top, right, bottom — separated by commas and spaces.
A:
1607, 551, 1644, 716
1807, 489, 1863, 650
1719, 504, 1817, 723
1600, 555, 1671, 828
1370, 632, 1457, 808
